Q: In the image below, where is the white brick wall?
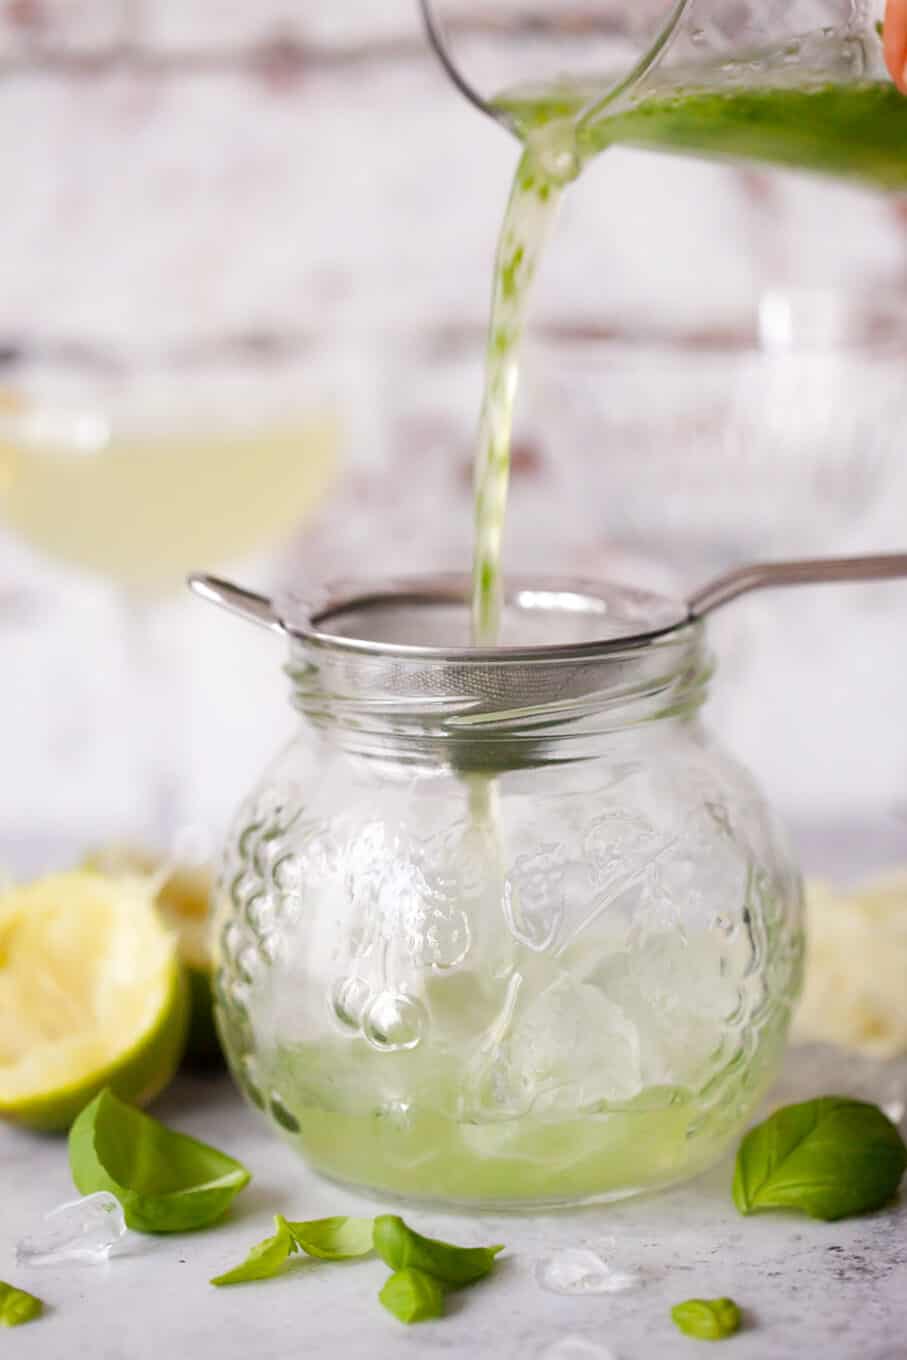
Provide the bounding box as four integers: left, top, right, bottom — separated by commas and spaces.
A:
0, 0, 904, 865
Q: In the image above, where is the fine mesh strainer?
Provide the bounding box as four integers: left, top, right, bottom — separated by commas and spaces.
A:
189, 554, 907, 721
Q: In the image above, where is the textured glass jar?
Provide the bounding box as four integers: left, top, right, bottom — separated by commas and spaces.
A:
213, 578, 804, 1208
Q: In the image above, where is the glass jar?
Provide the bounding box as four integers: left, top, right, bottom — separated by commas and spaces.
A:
212, 576, 803, 1208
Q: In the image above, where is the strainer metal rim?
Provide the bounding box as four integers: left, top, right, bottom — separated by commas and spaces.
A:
277, 572, 694, 664
189, 554, 907, 664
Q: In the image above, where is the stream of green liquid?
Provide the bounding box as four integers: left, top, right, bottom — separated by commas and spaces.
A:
470, 77, 907, 641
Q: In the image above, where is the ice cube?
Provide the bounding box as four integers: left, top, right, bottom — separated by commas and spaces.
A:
423, 970, 502, 1047
503, 843, 568, 953
508, 975, 643, 1113
17, 1192, 127, 1267
590, 931, 746, 1091
535, 1248, 641, 1296
631, 930, 744, 1023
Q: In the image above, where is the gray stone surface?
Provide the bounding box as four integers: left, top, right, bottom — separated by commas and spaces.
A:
2, 1044, 905, 1360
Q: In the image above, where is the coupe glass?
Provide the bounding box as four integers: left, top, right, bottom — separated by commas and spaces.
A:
0, 345, 338, 847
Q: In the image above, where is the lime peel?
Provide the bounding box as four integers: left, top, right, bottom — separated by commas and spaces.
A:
83, 848, 222, 1066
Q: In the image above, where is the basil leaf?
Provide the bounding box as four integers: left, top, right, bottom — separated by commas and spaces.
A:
671, 1298, 741, 1341
69, 1089, 251, 1233
373, 1214, 503, 1288
379, 1268, 445, 1324
286, 1216, 374, 1260
733, 1096, 907, 1221
0, 1282, 43, 1327
211, 1216, 297, 1286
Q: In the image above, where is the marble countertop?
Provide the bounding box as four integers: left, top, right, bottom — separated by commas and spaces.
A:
2, 1043, 905, 1360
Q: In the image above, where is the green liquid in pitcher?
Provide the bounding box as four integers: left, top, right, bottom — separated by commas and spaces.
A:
503, 81, 907, 191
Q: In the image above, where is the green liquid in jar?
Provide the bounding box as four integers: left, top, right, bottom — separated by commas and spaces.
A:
220, 916, 796, 1207
238, 1010, 788, 1206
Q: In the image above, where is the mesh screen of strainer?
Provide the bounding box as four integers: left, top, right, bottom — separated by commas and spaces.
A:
285, 575, 687, 656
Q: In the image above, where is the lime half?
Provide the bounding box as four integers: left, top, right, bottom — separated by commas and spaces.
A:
84, 848, 221, 1066
156, 864, 221, 1065
0, 871, 189, 1131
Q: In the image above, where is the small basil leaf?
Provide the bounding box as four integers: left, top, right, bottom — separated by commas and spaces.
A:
379, 1268, 445, 1324
0, 1282, 44, 1327
671, 1298, 741, 1341
733, 1096, 907, 1221
69, 1089, 251, 1233
286, 1216, 374, 1260
373, 1214, 503, 1288
210, 1216, 297, 1286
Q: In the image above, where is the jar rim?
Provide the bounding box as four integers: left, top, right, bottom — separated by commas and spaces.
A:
279, 572, 691, 665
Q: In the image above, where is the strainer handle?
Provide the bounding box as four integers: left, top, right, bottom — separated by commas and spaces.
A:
688, 553, 907, 619
187, 573, 284, 634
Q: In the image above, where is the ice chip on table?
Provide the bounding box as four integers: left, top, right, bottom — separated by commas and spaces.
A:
17, 1192, 127, 1267
535, 1248, 641, 1296
539, 1333, 620, 1358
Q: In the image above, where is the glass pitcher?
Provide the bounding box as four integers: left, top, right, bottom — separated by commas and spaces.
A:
426, 0, 905, 188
